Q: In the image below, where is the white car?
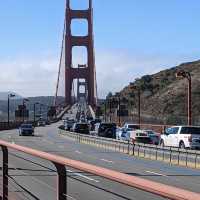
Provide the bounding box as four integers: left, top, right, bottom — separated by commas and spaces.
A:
116, 128, 130, 141
123, 123, 140, 131
160, 126, 200, 149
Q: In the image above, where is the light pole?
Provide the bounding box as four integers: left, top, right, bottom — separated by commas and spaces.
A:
40, 104, 42, 119
130, 83, 141, 125
109, 98, 112, 122
116, 93, 121, 126
22, 98, 29, 123
34, 102, 40, 125
176, 70, 192, 125
7, 94, 15, 127
40, 103, 51, 121
104, 101, 107, 122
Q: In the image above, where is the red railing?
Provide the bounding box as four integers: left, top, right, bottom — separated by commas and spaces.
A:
0, 140, 199, 200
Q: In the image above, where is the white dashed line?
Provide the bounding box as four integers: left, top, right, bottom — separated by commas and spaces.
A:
146, 171, 168, 177
100, 159, 114, 164
68, 169, 99, 183
75, 150, 82, 154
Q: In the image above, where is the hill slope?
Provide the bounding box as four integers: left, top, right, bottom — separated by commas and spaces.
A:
116, 60, 200, 125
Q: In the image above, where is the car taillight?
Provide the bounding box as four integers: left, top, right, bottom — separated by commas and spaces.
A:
188, 136, 192, 143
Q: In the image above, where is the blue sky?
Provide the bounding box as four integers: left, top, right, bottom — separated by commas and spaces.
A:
0, 0, 200, 97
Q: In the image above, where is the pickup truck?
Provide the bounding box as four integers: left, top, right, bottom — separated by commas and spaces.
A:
160, 126, 200, 149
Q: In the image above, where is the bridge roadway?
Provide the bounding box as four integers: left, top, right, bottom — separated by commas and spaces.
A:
0, 123, 199, 199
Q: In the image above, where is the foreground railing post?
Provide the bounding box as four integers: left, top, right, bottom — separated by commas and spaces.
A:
53, 163, 67, 200
1, 146, 8, 200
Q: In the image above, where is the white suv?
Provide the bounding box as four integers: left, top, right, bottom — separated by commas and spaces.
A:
160, 126, 200, 149
123, 123, 140, 130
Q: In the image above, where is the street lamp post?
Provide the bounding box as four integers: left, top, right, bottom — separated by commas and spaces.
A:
40, 104, 42, 119
104, 101, 107, 122
138, 89, 141, 125
7, 94, 15, 127
34, 102, 40, 125
130, 83, 141, 125
22, 98, 29, 123
176, 70, 192, 125
109, 98, 112, 122
118, 96, 121, 126
115, 93, 121, 126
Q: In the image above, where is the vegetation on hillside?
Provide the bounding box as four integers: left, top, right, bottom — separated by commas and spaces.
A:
104, 60, 200, 125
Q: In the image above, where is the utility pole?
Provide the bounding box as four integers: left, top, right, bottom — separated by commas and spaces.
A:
7, 94, 15, 127
176, 70, 192, 125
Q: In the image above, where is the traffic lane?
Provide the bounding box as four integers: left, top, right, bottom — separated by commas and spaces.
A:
0, 151, 165, 200
0, 132, 166, 199
17, 125, 200, 195
45, 130, 200, 194
3, 126, 200, 194
0, 128, 165, 200
0, 151, 57, 200
1, 126, 200, 194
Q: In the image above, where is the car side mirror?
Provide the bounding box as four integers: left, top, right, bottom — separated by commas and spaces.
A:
162, 130, 167, 135
164, 131, 169, 136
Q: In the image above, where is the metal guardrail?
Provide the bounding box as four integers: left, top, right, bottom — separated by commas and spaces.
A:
0, 140, 200, 200
59, 129, 200, 169
88, 105, 96, 119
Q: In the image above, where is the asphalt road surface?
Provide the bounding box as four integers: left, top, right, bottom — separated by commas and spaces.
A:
0, 123, 199, 200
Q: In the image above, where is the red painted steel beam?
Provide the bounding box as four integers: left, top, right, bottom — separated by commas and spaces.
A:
0, 140, 199, 200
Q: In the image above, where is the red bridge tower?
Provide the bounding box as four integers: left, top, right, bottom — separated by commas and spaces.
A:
65, 0, 97, 108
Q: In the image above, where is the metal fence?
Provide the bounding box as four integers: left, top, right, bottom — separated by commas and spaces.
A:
59, 129, 200, 169
0, 140, 199, 200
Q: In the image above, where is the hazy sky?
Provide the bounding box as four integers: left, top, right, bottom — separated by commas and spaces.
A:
0, 0, 200, 98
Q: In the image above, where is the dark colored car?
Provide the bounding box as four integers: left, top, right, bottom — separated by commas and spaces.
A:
19, 124, 34, 136
89, 119, 102, 131
45, 120, 51, 125
97, 123, 117, 139
37, 120, 46, 127
73, 123, 90, 135
65, 119, 76, 131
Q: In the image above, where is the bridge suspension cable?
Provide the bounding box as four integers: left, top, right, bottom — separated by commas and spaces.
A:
54, 12, 66, 108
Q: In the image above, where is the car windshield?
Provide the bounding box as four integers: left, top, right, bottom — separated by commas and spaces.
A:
100, 123, 116, 129
21, 124, 32, 129
146, 131, 156, 135
180, 127, 200, 135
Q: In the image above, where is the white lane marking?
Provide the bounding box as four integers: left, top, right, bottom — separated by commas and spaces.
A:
146, 171, 168, 177
42, 139, 54, 145
100, 159, 114, 164
64, 194, 78, 200
58, 145, 64, 149
68, 169, 99, 183
75, 150, 82, 154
